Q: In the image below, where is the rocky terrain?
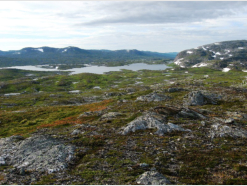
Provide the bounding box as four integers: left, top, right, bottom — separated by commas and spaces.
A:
174, 40, 247, 71
0, 45, 247, 184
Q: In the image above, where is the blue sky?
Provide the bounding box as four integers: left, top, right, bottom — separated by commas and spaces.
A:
1, 1, 247, 52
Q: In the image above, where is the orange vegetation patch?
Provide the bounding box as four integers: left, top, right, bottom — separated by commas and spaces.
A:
0, 173, 5, 181
87, 99, 112, 112
37, 99, 113, 129
37, 116, 79, 129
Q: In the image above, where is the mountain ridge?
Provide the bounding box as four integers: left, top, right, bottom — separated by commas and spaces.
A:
0, 46, 177, 67
173, 40, 247, 70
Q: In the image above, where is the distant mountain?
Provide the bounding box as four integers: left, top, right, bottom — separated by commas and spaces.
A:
174, 40, 247, 70
0, 47, 177, 67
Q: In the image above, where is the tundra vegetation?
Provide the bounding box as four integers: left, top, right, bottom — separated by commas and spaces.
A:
0, 64, 247, 185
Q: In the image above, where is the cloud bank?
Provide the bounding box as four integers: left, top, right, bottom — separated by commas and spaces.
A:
0, 1, 247, 52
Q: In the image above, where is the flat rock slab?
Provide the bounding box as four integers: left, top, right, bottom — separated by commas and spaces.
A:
136, 93, 170, 102
136, 171, 171, 185
0, 135, 75, 173
209, 123, 247, 138
100, 112, 123, 120
120, 112, 190, 136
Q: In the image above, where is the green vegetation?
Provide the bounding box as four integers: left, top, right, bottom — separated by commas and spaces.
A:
1, 64, 247, 185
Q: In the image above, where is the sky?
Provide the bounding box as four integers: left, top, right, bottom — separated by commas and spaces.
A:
1, 1, 247, 53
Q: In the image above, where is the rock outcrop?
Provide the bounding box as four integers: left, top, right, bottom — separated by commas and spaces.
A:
136, 92, 170, 102
120, 112, 190, 136
100, 112, 123, 121
136, 171, 171, 185
209, 123, 247, 138
184, 91, 221, 106
0, 135, 76, 173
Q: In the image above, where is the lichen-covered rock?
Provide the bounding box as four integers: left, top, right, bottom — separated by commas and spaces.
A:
120, 112, 190, 136
78, 110, 103, 118
178, 108, 208, 119
71, 129, 83, 135
0, 135, 76, 173
209, 123, 247, 138
136, 171, 171, 185
184, 91, 221, 106
100, 112, 123, 120
136, 93, 170, 102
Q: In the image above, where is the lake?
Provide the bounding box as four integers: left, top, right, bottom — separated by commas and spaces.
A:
1, 63, 169, 75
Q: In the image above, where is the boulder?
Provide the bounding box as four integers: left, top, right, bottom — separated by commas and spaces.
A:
209, 123, 247, 138
100, 112, 123, 120
184, 91, 221, 106
136, 93, 170, 102
136, 171, 171, 185
178, 108, 208, 119
120, 112, 190, 136
71, 129, 82, 135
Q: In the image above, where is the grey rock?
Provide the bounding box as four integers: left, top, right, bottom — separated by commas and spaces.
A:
136, 93, 170, 102
100, 112, 122, 120
19, 167, 26, 175
0, 135, 76, 173
117, 99, 128, 104
120, 112, 190, 136
0, 156, 6, 165
209, 123, 247, 138
178, 108, 208, 119
136, 171, 171, 185
226, 111, 246, 120
71, 129, 81, 135
68, 90, 81, 94
184, 91, 221, 106
225, 118, 235, 124
139, 163, 149, 168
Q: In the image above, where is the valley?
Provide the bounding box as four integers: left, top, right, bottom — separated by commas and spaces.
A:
0, 40, 247, 185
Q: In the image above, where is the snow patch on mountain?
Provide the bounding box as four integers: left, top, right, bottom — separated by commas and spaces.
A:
222, 68, 231, 72
174, 58, 184, 66
192, 63, 208, 68
35, 48, 44, 52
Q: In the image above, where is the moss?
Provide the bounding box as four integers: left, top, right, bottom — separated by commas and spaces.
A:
34, 174, 57, 185
236, 165, 247, 172
224, 179, 247, 185
71, 135, 105, 147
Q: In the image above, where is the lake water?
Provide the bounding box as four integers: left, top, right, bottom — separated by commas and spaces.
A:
1, 63, 169, 75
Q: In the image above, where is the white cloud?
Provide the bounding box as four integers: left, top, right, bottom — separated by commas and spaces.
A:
0, 1, 247, 52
